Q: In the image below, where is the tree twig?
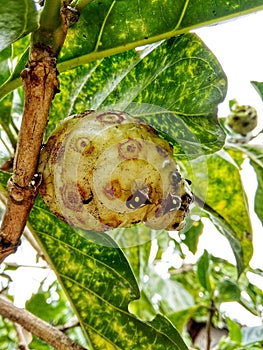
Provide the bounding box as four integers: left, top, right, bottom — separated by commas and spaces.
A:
0, 47, 59, 263
0, 296, 87, 350
57, 318, 81, 332
14, 323, 31, 350
0, 1, 76, 263
205, 300, 216, 350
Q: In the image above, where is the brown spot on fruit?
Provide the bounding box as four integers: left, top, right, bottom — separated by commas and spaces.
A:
50, 142, 65, 164
156, 145, 169, 158
38, 110, 193, 232
60, 183, 82, 211
97, 112, 125, 124
118, 139, 142, 159
83, 142, 95, 156
103, 179, 122, 200
100, 215, 122, 228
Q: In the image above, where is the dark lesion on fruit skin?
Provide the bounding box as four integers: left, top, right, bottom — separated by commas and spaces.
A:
60, 183, 83, 211
103, 179, 123, 200
83, 141, 95, 157
118, 139, 142, 160
82, 197, 93, 205
96, 111, 125, 124
50, 141, 65, 164
180, 192, 193, 209
170, 171, 182, 190
78, 184, 93, 205
155, 145, 169, 158
99, 215, 123, 228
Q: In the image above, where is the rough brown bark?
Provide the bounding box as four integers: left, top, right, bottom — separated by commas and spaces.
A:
0, 49, 59, 263
0, 296, 87, 350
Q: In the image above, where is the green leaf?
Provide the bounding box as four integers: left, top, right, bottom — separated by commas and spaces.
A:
208, 213, 246, 277
226, 317, 242, 344
0, 0, 38, 52
251, 160, 263, 225
235, 144, 263, 226
0, 47, 12, 143
148, 315, 188, 350
129, 289, 157, 321
136, 270, 194, 317
197, 250, 212, 292
0, 2, 262, 100
189, 150, 253, 272
167, 305, 199, 333
251, 81, 263, 101
26, 281, 70, 325
0, 47, 11, 86
47, 34, 226, 158
110, 224, 153, 284
180, 219, 204, 254
59, 0, 263, 66
27, 200, 188, 349
0, 316, 17, 350
0, 93, 16, 153
216, 279, 241, 303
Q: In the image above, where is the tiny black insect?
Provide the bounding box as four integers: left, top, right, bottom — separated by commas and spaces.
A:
163, 193, 181, 214
126, 189, 151, 209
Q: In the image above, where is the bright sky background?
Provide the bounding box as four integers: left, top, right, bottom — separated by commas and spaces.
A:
3, 8, 263, 328
195, 10, 263, 326
197, 10, 263, 120
194, 10, 263, 267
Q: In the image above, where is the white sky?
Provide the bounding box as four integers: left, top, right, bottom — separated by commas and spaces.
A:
195, 11, 263, 326
194, 10, 263, 268
196, 10, 263, 122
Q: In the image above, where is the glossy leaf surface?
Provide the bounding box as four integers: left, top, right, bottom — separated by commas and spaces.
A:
26, 198, 188, 349
234, 144, 263, 226
48, 34, 227, 158
0, 0, 38, 52
189, 150, 253, 273
60, 0, 263, 65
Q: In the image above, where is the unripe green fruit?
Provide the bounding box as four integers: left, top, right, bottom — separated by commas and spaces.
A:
38, 110, 192, 232
226, 104, 257, 136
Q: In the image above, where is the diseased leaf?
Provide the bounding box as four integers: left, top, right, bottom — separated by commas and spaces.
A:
251, 160, 263, 225
59, 0, 263, 65
1, 1, 262, 101
26, 199, 188, 349
189, 150, 253, 272
48, 34, 227, 158
0, 0, 38, 52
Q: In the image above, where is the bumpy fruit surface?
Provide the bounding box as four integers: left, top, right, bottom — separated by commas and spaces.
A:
226, 104, 257, 136
38, 110, 192, 232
